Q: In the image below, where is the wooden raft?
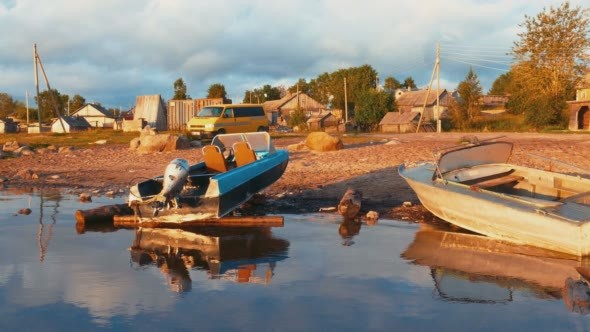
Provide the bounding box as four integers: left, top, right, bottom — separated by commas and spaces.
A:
75, 204, 283, 229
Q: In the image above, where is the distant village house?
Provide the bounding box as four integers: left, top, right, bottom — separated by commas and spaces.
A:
71, 103, 119, 129
567, 73, 590, 131
51, 116, 91, 133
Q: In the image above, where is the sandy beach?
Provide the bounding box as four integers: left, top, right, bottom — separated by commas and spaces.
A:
2, 132, 590, 220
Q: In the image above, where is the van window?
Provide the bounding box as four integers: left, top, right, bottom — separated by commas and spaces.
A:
235, 107, 264, 117
197, 107, 223, 117
223, 108, 233, 118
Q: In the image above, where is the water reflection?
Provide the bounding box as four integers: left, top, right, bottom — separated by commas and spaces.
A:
128, 227, 290, 293
401, 223, 590, 313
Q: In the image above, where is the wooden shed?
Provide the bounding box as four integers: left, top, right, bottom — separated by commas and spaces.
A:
306, 112, 340, 131
379, 112, 421, 133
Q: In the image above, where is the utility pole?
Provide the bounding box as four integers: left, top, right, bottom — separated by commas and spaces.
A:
344, 77, 348, 123
25, 90, 29, 125
415, 42, 441, 133
436, 43, 441, 133
33, 44, 41, 129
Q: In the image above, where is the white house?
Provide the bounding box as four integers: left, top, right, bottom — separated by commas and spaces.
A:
51, 116, 91, 133
71, 104, 117, 128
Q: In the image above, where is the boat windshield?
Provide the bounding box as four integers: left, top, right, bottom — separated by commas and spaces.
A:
197, 107, 223, 117
438, 142, 513, 175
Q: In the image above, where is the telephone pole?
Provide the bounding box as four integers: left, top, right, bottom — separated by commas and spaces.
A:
344, 77, 348, 123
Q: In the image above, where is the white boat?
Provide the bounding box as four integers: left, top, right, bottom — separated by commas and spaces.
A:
399, 138, 590, 256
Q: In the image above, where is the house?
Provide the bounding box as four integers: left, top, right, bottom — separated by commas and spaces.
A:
306, 112, 340, 131
379, 112, 422, 133
263, 92, 326, 125
0, 118, 18, 133
51, 116, 91, 133
395, 89, 451, 121
71, 103, 118, 129
132, 95, 167, 131
480, 95, 509, 116
567, 73, 590, 130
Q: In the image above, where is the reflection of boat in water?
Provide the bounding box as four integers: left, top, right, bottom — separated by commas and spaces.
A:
129, 227, 289, 292
401, 223, 590, 306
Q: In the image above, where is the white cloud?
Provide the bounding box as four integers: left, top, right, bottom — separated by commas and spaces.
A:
0, 0, 584, 107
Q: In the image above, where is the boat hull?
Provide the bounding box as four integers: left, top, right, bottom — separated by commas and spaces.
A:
399, 163, 590, 256
131, 149, 289, 220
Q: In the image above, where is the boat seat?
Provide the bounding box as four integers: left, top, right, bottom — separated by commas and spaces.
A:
233, 141, 257, 167
471, 175, 524, 189
202, 145, 228, 173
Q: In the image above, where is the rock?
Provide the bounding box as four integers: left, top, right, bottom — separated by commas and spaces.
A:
287, 142, 307, 151
385, 139, 401, 145
58, 146, 76, 154
129, 137, 141, 150
189, 140, 203, 148
79, 193, 92, 202
140, 125, 157, 138
366, 210, 379, 220
563, 278, 590, 314
93, 140, 107, 145
403, 201, 413, 207
105, 190, 115, 196
338, 188, 362, 219
18, 208, 32, 215
305, 132, 344, 152
2, 140, 20, 152
136, 134, 190, 153
319, 207, 337, 212
0, 176, 8, 183
47, 145, 58, 151
15, 169, 37, 180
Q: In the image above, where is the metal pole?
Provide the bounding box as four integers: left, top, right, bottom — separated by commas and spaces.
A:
344, 77, 348, 123
33, 44, 41, 129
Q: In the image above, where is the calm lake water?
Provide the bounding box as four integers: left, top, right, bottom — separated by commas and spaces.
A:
1, 188, 590, 331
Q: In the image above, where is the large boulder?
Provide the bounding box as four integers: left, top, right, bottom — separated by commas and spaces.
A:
305, 132, 344, 152
3, 140, 19, 152
135, 134, 191, 153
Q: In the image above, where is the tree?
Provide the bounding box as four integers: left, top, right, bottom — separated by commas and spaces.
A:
383, 76, 402, 91
403, 77, 417, 89
0, 92, 17, 118
173, 78, 190, 100
243, 84, 282, 103
35, 89, 65, 122
70, 94, 86, 112
488, 72, 513, 95
456, 67, 483, 123
288, 78, 311, 94
207, 83, 227, 99
510, 2, 590, 128
354, 89, 395, 131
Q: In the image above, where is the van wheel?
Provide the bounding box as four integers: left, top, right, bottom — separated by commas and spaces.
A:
257, 126, 268, 132
217, 129, 226, 135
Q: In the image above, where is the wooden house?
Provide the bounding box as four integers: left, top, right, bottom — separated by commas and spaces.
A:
306, 112, 340, 131
568, 73, 590, 130
379, 112, 421, 133
263, 92, 326, 125
395, 89, 451, 121
71, 104, 117, 129
51, 116, 91, 133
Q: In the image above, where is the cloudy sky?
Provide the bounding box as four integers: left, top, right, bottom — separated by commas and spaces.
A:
0, 0, 583, 109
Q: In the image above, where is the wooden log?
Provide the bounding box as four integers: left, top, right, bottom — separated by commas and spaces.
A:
113, 215, 284, 228
75, 204, 134, 226
338, 188, 362, 219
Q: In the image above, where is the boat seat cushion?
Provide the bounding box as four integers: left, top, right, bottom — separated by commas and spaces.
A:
233, 141, 257, 167
203, 145, 228, 173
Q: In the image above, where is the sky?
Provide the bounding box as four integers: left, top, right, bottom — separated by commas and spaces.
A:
0, 0, 584, 110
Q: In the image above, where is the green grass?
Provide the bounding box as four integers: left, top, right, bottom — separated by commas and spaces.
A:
0, 129, 139, 148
